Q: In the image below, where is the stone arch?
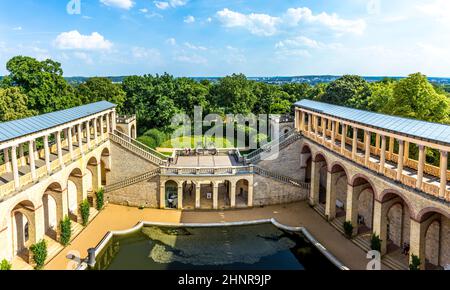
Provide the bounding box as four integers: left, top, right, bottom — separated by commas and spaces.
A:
100, 147, 111, 186
236, 179, 250, 207
350, 173, 378, 198
348, 175, 376, 234
86, 156, 100, 193
164, 180, 179, 209
42, 182, 64, 240
11, 200, 36, 259
416, 207, 450, 222
329, 163, 349, 219
424, 219, 441, 268
67, 167, 84, 221
315, 152, 328, 205
379, 189, 416, 218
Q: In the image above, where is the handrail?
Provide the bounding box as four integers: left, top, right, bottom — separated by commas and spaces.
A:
245, 129, 295, 160
253, 165, 310, 189
109, 133, 167, 165
104, 168, 161, 192
112, 130, 168, 160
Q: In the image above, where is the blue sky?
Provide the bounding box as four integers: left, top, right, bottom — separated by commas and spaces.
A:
0, 0, 449, 77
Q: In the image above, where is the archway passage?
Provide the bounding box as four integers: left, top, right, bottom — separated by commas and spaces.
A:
182, 181, 196, 209
164, 180, 178, 209
346, 175, 375, 237
218, 180, 231, 209
199, 183, 214, 209
101, 148, 110, 186
236, 179, 249, 207
42, 182, 64, 241
86, 156, 100, 203
300, 145, 312, 182
68, 168, 83, 222
11, 200, 36, 262
328, 163, 348, 220
316, 153, 328, 205
418, 210, 450, 270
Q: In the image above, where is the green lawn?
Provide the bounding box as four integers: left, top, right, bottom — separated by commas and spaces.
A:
159, 136, 234, 148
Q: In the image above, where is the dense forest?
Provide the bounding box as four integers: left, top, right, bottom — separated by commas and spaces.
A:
1, 55, 449, 161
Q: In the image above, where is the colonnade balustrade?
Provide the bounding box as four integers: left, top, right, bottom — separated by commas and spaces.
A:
295, 108, 450, 202
0, 111, 117, 198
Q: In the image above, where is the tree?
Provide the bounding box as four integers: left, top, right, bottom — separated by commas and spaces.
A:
367, 81, 395, 113
209, 74, 257, 114
321, 75, 371, 109
5, 56, 79, 113
0, 87, 36, 121
77, 77, 126, 112
391, 73, 450, 123
280, 82, 312, 103
173, 77, 209, 117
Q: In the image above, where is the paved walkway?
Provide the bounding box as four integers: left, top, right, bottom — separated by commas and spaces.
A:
45, 201, 386, 270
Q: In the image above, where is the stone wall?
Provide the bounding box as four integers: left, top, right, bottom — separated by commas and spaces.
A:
108, 141, 158, 185
105, 175, 160, 208
253, 174, 308, 206
256, 140, 302, 181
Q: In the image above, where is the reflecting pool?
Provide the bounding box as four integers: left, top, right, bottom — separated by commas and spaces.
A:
92, 224, 336, 270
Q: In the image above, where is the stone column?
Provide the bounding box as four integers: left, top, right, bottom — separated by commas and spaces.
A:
230, 183, 236, 208
388, 137, 394, 160
91, 162, 102, 192
352, 127, 358, 159
322, 117, 327, 143
372, 199, 388, 255
100, 116, 104, 139
416, 145, 425, 189
195, 182, 201, 209
396, 140, 404, 181
409, 219, 426, 270
3, 148, 11, 172
18, 144, 25, 165
44, 135, 51, 174
106, 114, 110, 134
86, 120, 91, 149
112, 111, 117, 131
28, 140, 36, 181
375, 134, 380, 150
314, 115, 318, 137
345, 183, 358, 234
439, 150, 448, 199
331, 121, 336, 145
67, 127, 74, 159
177, 185, 183, 210
56, 131, 64, 168
159, 182, 165, 209
307, 113, 312, 133
301, 111, 306, 132
247, 182, 253, 207
364, 130, 371, 166
404, 141, 410, 164
340, 124, 346, 154
213, 182, 219, 210
309, 160, 321, 206
11, 146, 20, 190
325, 170, 338, 220
379, 135, 386, 174
77, 124, 84, 155
93, 118, 98, 144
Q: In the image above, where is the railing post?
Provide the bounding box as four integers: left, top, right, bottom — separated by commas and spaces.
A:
416, 145, 425, 190
439, 150, 448, 199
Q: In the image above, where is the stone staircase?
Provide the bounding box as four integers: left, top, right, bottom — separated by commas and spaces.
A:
104, 168, 161, 193
313, 204, 409, 270
245, 129, 302, 164
109, 131, 167, 166
253, 165, 310, 189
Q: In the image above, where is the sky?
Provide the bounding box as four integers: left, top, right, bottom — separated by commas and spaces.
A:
0, 0, 450, 77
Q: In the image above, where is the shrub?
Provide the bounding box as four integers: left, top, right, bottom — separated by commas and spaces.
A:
370, 233, 382, 252
137, 135, 157, 148
80, 199, 90, 226
30, 240, 47, 270
96, 188, 104, 210
409, 254, 421, 270
0, 259, 12, 270
144, 128, 167, 146
343, 221, 354, 238
59, 216, 72, 246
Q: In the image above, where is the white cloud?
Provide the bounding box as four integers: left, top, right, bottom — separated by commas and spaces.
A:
416, 0, 450, 25
73, 52, 94, 64
216, 7, 366, 36
139, 8, 148, 13
132, 47, 161, 61
100, 0, 134, 10
174, 53, 207, 64
54, 30, 113, 51
184, 15, 195, 23
284, 7, 366, 35
154, 0, 188, 10
12, 26, 22, 31
166, 38, 177, 45
275, 36, 342, 50
216, 8, 280, 36
184, 42, 207, 50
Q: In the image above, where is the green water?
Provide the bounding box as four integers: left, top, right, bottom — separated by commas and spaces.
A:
93, 224, 336, 270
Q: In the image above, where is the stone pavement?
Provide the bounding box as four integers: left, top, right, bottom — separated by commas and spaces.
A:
45, 201, 388, 270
